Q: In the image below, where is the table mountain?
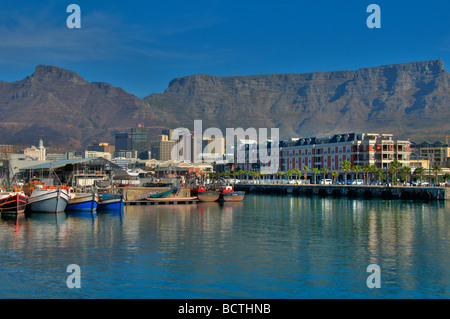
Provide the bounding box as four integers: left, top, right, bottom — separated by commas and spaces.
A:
145, 59, 449, 141
0, 60, 448, 151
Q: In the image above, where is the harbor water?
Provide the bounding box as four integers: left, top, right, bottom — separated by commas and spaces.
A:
0, 194, 449, 299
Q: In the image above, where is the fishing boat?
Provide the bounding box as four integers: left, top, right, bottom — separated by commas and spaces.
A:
196, 190, 220, 202
98, 193, 124, 211
219, 186, 245, 202
190, 187, 219, 202
67, 192, 98, 212
27, 186, 70, 213
0, 192, 29, 214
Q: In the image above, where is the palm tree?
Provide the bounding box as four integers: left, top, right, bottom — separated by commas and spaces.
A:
401, 166, 411, 185
231, 171, 239, 185
352, 165, 362, 183
277, 171, 285, 184
369, 165, 377, 184
302, 166, 309, 183
389, 160, 402, 185
294, 168, 301, 183
244, 170, 251, 182
320, 167, 328, 181
388, 166, 397, 185
331, 171, 339, 184
340, 160, 351, 184
312, 168, 320, 184
376, 169, 385, 183
363, 164, 371, 185
432, 165, 442, 184
237, 169, 244, 181
286, 169, 294, 182
443, 173, 450, 185
414, 167, 425, 185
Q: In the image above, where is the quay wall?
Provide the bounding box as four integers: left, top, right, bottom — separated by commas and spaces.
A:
234, 184, 449, 201
118, 187, 191, 201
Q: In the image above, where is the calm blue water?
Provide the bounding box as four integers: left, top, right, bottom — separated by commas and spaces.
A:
0, 195, 449, 299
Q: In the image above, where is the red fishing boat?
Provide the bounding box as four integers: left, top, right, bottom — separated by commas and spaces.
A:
219, 186, 245, 202
190, 187, 220, 202
0, 192, 29, 214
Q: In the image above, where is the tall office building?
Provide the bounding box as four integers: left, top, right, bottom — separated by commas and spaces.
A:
131, 126, 149, 159
115, 132, 131, 154
150, 135, 176, 161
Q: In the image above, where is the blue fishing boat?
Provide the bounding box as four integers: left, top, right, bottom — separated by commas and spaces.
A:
98, 193, 124, 211
66, 193, 98, 212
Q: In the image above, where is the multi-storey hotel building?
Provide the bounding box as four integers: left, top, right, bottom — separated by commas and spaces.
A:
282, 133, 410, 172
233, 133, 411, 175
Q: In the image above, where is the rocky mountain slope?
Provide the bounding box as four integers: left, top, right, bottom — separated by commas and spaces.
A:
0, 60, 448, 150
0, 65, 158, 149
145, 59, 449, 141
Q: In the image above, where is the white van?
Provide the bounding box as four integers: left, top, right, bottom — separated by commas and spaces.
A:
321, 179, 332, 185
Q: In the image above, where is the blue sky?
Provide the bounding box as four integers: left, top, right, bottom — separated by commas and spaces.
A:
0, 0, 449, 97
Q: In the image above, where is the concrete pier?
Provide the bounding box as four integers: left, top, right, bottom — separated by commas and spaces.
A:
234, 184, 449, 200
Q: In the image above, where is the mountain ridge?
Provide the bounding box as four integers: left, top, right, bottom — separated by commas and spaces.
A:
0, 60, 448, 151
144, 59, 449, 139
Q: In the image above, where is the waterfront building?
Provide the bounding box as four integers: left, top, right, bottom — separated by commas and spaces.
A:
145, 159, 161, 170
87, 142, 115, 157
411, 140, 450, 167
409, 153, 430, 170
201, 136, 225, 162
18, 157, 121, 187
154, 160, 213, 178
84, 150, 112, 161
150, 134, 176, 161
281, 133, 410, 173
24, 138, 46, 161
234, 139, 281, 172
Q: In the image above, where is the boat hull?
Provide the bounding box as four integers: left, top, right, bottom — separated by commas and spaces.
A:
137, 189, 176, 200
220, 191, 245, 202
28, 189, 69, 213
197, 191, 220, 202
0, 193, 29, 214
67, 193, 98, 212
98, 193, 124, 211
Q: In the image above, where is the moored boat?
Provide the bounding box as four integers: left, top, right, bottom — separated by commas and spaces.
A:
190, 187, 220, 202
27, 187, 70, 213
136, 188, 177, 200
0, 192, 29, 214
67, 192, 98, 212
219, 186, 245, 202
197, 190, 220, 202
98, 193, 124, 211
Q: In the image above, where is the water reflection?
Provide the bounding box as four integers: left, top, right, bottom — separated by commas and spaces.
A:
0, 196, 448, 298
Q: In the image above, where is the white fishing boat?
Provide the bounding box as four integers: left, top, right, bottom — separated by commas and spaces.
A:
27, 187, 70, 213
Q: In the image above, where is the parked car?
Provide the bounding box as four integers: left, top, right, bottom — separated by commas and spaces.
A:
320, 179, 332, 185
355, 179, 364, 185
